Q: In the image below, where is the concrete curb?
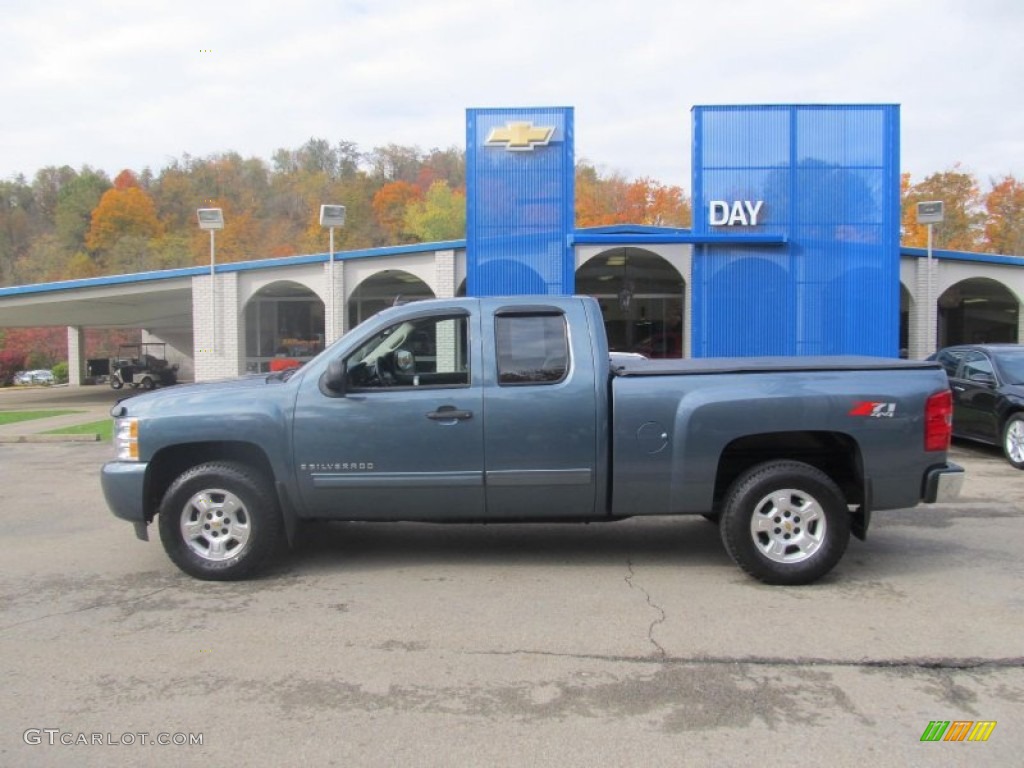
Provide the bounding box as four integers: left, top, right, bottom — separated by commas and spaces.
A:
0, 433, 100, 443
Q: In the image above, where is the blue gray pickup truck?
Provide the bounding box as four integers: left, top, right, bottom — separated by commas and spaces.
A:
102, 296, 964, 584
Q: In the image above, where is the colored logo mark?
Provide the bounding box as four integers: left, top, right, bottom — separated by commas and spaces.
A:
484, 122, 555, 151
920, 720, 997, 742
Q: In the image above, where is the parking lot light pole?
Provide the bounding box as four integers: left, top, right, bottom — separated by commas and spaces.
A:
917, 201, 944, 354
320, 205, 346, 344
197, 208, 225, 354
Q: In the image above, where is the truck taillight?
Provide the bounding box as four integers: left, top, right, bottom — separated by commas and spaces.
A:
925, 390, 953, 452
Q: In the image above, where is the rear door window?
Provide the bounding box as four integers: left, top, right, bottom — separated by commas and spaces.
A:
494, 313, 569, 385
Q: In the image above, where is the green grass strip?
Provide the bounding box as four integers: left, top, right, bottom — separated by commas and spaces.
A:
43, 419, 113, 441
0, 410, 83, 425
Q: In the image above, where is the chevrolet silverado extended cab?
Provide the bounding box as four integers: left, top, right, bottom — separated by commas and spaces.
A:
102, 296, 964, 584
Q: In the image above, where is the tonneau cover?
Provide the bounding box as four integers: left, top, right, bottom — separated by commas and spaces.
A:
611, 355, 942, 377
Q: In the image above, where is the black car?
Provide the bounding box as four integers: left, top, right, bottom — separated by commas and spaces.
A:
930, 344, 1024, 469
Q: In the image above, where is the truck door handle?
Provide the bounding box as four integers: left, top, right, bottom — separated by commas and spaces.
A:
426, 406, 473, 422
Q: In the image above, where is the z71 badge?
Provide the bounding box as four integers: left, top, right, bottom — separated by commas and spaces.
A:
848, 401, 896, 418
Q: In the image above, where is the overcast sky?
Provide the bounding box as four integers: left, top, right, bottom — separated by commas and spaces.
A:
2, 0, 1021, 191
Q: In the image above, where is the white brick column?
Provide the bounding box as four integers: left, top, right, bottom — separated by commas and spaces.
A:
66, 326, 85, 387
324, 258, 346, 344
909, 257, 934, 360
435, 249, 456, 298
1018, 301, 1024, 344
192, 272, 241, 381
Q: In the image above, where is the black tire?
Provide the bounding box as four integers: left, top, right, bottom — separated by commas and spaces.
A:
1002, 414, 1024, 470
158, 461, 282, 580
110, 376, 123, 390
139, 376, 155, 391
720, 460, 850, 585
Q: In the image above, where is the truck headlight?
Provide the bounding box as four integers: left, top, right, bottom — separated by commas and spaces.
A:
114, 418, 139, 461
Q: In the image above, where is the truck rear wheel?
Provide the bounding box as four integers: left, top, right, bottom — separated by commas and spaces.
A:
720, 460, 850, 585
158, 462, 282, 580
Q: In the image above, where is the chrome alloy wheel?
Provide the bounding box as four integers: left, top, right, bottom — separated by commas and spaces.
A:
179, 489, 251, 562
749, 488, 826, 564
1006, 419, 1024, 466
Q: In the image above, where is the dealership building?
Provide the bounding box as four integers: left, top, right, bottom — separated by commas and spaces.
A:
1, 104, 1022, 384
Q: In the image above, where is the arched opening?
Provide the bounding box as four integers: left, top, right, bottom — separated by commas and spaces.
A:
244, 281, 325, 373
347, 270, 435, 329
575, 248, 685, 357
704, 256, 791, 356
938, 278, 1020, 346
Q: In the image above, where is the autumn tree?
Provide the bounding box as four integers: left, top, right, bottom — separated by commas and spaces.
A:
368, 144, 423, 183
901, 165, 984, 250
85, 175, 163, 255
983, 174, 1024, 256
622, 177, 691, 227
404, 181, 465, 242
575, 163, 690, 228
373, 181, 422, 242
575, 162, 631, 226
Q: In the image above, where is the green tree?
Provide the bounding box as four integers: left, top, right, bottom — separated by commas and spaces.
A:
32, 165, 77, 224
55, 168, 110, 252
404, 181, 465, 242
14, 233, 65, 283
0, 176, 35, 285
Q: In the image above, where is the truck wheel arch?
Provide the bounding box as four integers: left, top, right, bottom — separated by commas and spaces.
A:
713, 431, 863, 511
144, 442, 281, 525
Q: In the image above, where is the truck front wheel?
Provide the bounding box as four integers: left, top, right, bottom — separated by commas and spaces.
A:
720, 460, 850, 585
158, 462, 282, 580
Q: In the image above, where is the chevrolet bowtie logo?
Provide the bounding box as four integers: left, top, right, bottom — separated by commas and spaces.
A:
484, 121, 555, 151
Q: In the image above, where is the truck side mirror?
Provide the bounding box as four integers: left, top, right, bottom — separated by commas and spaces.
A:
324, 358, 347, 395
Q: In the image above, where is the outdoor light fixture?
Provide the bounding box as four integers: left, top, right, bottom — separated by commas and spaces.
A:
320, 205, 346, 344
197, 208, 225, 353
319, 205, 346, 228
197, 208, 224, 230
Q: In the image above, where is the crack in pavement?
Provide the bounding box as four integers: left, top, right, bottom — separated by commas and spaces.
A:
0, 587, 170, 633
624, 558, 667, 659
464, 648, 1024, 671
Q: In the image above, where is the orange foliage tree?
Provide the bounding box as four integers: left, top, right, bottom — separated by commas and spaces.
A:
983, 174, 1024, 256
576, 163, 691, 228
900, 165, 984, 251
373, 181, 422, 242
85, 183, 163, 253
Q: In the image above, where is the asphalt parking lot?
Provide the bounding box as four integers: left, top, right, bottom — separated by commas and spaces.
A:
0, 429, 1022, 767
